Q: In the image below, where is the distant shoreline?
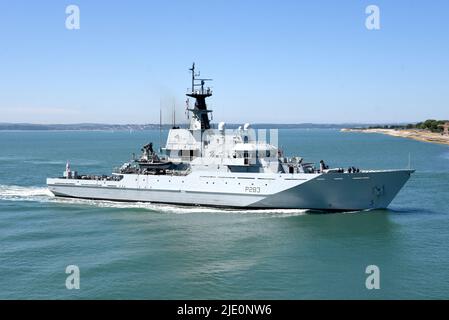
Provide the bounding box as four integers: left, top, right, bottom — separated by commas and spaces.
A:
0, 123, 388, 131
342, 128, 449, 146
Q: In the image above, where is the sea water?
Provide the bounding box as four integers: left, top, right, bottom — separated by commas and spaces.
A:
0, 129, 448, 299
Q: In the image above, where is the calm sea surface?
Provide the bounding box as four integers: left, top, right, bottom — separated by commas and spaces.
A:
0, 129, 448, 299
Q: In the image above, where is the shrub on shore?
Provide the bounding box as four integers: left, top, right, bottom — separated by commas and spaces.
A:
367, 119, 448, 132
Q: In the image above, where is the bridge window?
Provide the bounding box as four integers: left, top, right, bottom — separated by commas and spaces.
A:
243, 151, 249, 165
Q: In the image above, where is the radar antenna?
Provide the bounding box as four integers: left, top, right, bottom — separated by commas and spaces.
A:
186, 63, 213, 130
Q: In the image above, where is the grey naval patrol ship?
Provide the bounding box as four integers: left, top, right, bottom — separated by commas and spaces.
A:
47, 64, 414, 211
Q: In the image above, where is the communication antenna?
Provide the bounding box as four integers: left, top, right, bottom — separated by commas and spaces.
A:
408, 152, 411, 169
159, 102, 162, 153
172, 100, 176, 129
185, 98, 190, 119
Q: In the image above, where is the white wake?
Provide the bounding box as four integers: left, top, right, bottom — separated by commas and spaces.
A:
0, 184, 308, 216
0, 185, 53, 200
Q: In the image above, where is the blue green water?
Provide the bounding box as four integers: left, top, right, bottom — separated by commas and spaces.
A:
0, 129, 448, 299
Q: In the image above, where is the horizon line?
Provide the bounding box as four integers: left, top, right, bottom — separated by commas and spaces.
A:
0, 121, 424, 126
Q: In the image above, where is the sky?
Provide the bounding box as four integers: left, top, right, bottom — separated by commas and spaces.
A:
0, 0, 448, 124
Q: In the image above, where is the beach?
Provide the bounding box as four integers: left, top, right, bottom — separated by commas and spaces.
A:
342, 128, 449, 146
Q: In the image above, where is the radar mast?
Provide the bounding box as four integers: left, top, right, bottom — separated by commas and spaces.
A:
186, 63, 213, 130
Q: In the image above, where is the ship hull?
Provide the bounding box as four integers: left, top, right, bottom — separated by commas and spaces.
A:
47, 170, 413, 211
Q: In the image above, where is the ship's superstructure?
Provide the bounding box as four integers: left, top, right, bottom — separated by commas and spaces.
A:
47, 64, 414, 210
